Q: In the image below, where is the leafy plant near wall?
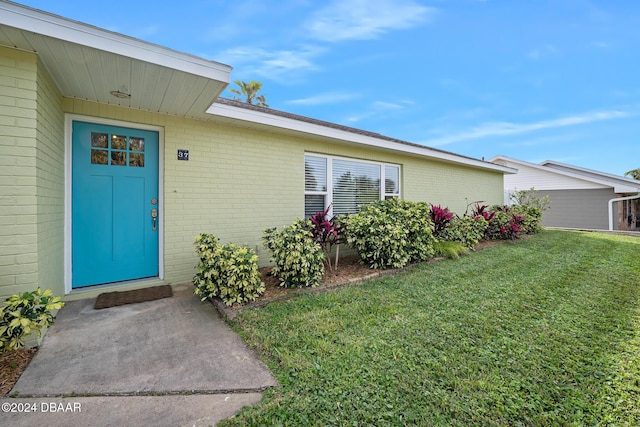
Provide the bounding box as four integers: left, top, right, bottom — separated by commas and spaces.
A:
471, 203, 495, 222
193, 233, 265, 306
511, 187, 550, 212
509, 187, 549, 234
510, 204, 543, 234
486, 206, 526, 240
263, 219, 325, 288
430, 204, 454, 238
309, 206, 343, 272
0, 288, 64, 353
442, 215, 489, 249
342, 199, 435, 269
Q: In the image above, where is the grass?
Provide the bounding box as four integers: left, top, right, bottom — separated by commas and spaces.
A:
220, 230, 640, 426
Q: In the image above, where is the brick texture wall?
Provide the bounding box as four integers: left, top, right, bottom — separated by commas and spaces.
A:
63, 98, 504, 286
0, 47, 65, 301
0, 47, 40, 299
35, 55, 64, 297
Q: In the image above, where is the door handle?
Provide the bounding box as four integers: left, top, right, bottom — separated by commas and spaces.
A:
151, 208, 158, 231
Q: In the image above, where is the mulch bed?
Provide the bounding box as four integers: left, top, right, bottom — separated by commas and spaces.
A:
215, 254, 438, 319
94, 284, 173, 309
0, 348, 37, 396
257, 254, 377, 302
213, 239, 516, 319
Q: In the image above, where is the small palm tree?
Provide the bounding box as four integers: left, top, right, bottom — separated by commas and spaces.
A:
624, 168, 640, 180
229, 80, 269, 107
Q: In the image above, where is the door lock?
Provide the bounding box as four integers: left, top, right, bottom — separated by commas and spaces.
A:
151, 208, 158, 231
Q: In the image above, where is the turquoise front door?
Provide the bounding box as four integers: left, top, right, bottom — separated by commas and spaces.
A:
72, 121, 159, 288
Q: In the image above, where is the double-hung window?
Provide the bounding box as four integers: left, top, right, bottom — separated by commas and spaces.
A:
304, 154, 400, 217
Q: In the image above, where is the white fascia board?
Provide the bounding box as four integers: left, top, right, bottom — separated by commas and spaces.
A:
208, 103, 516, 174
541, 159, 640, 189
491, 155, 640, 193
0, 1, 232, 82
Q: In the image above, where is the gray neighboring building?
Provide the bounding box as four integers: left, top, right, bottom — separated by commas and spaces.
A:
490, 156, 640, 231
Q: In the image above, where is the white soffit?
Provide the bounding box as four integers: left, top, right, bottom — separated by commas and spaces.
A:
0, 1, 232, 118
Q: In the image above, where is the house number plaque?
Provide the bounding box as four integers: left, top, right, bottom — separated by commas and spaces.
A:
177, 149, 189, 160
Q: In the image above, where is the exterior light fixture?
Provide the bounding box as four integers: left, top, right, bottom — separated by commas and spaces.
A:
110, 90, 131, 99
110, 85, 131, 98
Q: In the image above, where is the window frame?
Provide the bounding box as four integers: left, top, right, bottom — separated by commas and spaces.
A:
304, 153, 401, 217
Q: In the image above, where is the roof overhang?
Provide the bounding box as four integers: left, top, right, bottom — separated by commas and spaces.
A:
490, 155, 640, 193
0, 1, 232, 118
208, 101, 517, 174
0, 2, 516, 175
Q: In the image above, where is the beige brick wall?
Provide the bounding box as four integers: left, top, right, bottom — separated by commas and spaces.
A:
63, 98, 503, 285
35, 56, 65, 297
0, 47, 65, 301
0, 47, 39, 300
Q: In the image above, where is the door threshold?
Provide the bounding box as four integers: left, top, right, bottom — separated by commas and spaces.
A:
66, 277, 167, 301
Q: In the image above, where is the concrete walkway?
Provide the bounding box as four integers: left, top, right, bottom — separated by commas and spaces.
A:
1, 283, 278, 426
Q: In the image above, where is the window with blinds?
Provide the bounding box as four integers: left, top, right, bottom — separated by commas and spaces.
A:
332, 159, 380, 215
304, 155, 327, 217
304, 154, 400, 217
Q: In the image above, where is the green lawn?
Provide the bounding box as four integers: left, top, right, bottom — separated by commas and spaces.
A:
221, 230, 640, 426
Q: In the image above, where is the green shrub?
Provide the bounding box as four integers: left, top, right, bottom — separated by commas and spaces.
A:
433, 240, 470, 259
193, 233, 265, 306
442, 215, 488, 249
0, 288, 64, 353
486, 206, 526, 240
263, 219, 325, 288
511, 187, 550, 212
510, 187, 549, 234
511, 204, 543, 234
342, 199, 436, 269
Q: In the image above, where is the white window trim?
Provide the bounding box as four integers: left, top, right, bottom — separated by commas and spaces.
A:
304, 153, 401, 217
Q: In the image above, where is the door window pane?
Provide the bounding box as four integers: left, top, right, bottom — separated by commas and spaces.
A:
111, 134, 127, 150
111, 151, 126, 166
91, 149, 108, 165
129, 137, 145, 152
91, 132, 108, 148
129, 153, 145, 167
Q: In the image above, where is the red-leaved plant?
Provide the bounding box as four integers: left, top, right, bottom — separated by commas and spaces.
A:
430, 204, 454, 237
501, 213, 526, 240
472, 203, 495, 221
309, 205, 342, 272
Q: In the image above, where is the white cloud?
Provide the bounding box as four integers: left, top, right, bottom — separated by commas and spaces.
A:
371, 101, 405, 110
307, 0, 436, 42
212, 45, 326, 82
527, 44, 559, 60
287, 92, 360, 106
501, 132, 584, 148
344, 99, 412, 123
423, 109, 632, 146
591, 41, 610, 49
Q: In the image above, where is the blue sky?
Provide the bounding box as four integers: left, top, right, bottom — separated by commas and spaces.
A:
15, 0, 640, 176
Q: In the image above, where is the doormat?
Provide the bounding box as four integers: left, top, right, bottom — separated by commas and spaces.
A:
94, 285, 173, 309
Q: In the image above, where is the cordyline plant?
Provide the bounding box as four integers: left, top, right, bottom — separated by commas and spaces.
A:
309, 205, 342, 272
430, 204, 454, 238
502, 213, 526, 240
472, 203, 495, 221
